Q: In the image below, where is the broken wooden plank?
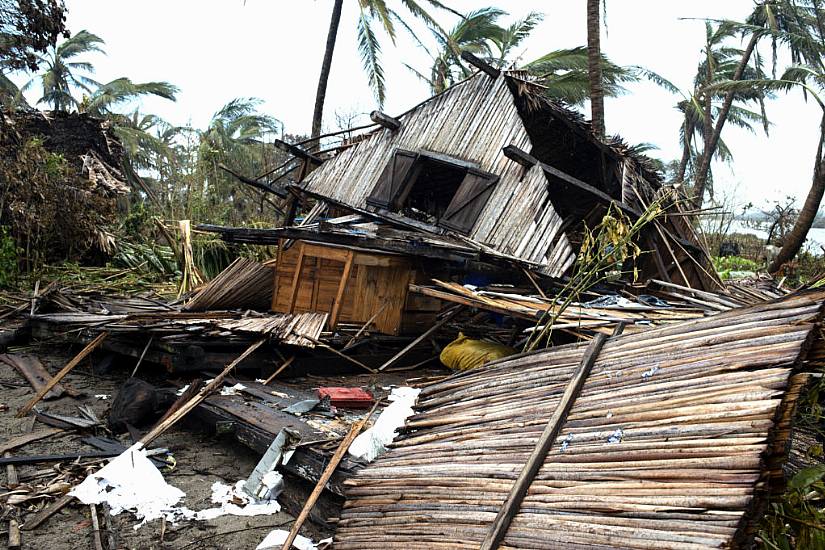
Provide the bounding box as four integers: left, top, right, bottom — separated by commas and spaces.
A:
17, 332, 108, 417
377, 306, 462, 371
280, 403, 377, 550
0, 355, 68, 400
0, 428, 64, 455
139, 338, 266, 446
480, 332, 609, 550
21, 494, 73, 531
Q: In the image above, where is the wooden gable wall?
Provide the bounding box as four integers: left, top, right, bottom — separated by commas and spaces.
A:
301, 74, 576, 277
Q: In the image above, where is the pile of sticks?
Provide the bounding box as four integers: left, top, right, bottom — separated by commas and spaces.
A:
334, 290, 825, 549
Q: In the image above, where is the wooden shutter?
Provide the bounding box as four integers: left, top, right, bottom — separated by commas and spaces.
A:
366, 149, 418, 209
439, 170, 499, 234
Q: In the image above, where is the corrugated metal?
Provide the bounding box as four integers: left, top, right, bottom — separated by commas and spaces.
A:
302, 74, 575, 277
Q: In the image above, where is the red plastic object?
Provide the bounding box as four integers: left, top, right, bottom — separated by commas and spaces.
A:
318, 387, 374, 409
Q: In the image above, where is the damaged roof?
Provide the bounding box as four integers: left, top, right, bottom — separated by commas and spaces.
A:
334, 290, 825, 549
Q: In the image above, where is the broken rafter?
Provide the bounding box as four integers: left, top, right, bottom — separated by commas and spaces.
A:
218, 163, 288, 200
502, 144, 537, 167
460, 51, 500, 79
370, 110, 401, 131
273, 139, 323, 165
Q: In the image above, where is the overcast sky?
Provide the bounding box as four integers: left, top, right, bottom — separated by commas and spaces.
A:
12, 1, 822, 211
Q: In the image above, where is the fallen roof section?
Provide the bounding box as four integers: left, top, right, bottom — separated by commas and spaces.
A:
334, 289, 825, 549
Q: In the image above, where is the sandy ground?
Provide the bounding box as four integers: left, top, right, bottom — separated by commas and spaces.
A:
0, 349, 315, 550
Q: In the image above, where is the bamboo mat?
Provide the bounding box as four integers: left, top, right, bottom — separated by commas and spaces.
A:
334, 290, 825, 549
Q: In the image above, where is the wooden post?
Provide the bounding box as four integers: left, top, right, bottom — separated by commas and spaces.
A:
328, 250, 354, 330
287, 243, 306, 314
17, 332, 108, 417
280, 403, 378, 550
480, 332, 609, 550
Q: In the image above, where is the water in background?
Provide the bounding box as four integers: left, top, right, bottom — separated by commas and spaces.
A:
727, 220, 825, 254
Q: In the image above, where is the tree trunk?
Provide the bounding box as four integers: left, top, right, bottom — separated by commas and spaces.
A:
310, 0, 344, 143
768, 116, 825, 273
586, 0, 605, 139
675, 115, 694, 184
692, 32, 759, 210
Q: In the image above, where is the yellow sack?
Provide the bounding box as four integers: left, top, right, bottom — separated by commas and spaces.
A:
439, 332, 515, 372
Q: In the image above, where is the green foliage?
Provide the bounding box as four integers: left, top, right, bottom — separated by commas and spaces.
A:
712, 255, 759, 279
0, 226, 20, 287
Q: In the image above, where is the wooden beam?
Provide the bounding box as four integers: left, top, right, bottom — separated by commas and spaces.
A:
280, 404, 378, 550
460, 51, 500, 79
377, 306, 463, 371
218, 163, 288, 200
369, 110, 401, 131
17, 332, 108, 418
480, 332, 609, 550
139, 338, 266, 446
502, 145, 537, 167
273, 139, 323, 165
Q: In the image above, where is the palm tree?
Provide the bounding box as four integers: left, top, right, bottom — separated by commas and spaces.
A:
674, 22, 771, 191
766, 66, 825, 272
23, 29, 103, 111
408, 8, 655, 109
586, 0, 605, 138
691, 1, 825, 209
310, 0, 462, 140
198, 98, 282, 223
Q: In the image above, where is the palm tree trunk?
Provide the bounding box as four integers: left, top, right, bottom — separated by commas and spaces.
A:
311, 0, 344, 142
692, 32, 759, 209
675, 116, 694, 184
586, 0, 605, 139
768, 116, 825, 273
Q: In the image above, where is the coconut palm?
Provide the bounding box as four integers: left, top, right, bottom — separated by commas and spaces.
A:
407, 9, 646, 107
198, 98, 282, 223
691, 0, 825, 209
310, 0, 462, 140
23, 29, 103, 111
81, 77, 178, 118
675, 21, 772, 191
764, 66, 825, 271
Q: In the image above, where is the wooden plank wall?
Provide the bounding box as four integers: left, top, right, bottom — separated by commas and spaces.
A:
301, 74, 576, 277
271, 242, 439, 336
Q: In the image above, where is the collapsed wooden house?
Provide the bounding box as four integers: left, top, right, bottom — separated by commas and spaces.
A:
205, 61, 721, 339
334, 289, 825, 549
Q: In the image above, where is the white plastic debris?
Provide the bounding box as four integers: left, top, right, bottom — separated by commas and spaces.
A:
641, 366, 659, 380
256, 529, 321, 550
220, 383, 247, 396
194, 480, 281, 521
70, 444, 186, 527
607, 428, 624, 444
349, 386, 421, 462
71, 444, 282, 528
175, 384, 190, 396
94, 394, 109, 400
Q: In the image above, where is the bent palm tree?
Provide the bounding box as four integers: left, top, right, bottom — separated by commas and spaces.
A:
691, 1, 825, 209
764, 66, 825, 272
81, 77, 178, 118
24, 29, 103, 111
